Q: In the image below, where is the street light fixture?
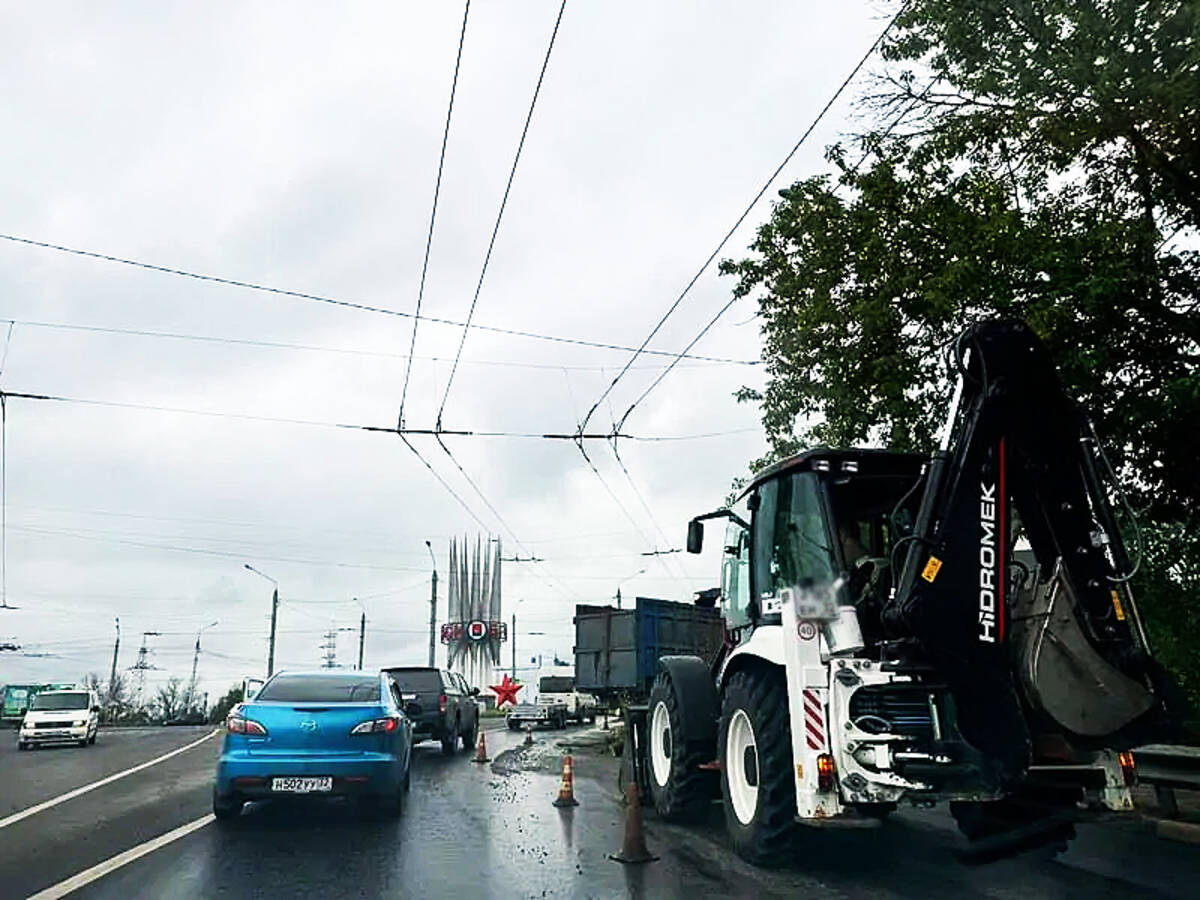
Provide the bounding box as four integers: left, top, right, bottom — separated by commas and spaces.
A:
615, 568, 646, 610
244, 564, 280, 676
187, 620, 219, 713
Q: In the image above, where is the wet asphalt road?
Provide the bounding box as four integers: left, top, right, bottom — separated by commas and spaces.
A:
1, 720, 1197, 899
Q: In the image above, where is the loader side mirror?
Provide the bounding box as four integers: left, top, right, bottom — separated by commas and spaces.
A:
687, 519, 704, 554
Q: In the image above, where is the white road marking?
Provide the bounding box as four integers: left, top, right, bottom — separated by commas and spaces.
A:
26, 814, 215, 899
0, 729, 219, 831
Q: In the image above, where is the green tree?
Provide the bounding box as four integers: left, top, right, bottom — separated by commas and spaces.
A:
152, 678, 186, 723
209, 684, 245, 725
722, 0, 1199, 720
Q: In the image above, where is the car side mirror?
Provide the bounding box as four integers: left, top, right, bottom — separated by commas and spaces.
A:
91, 705, 101, 713
686, 519, 704, 554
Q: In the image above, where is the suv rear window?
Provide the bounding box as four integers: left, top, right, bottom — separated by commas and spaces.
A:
387, 669, 444, 693
256, 675, 380, 703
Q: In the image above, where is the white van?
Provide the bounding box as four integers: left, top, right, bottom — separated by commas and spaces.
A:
17, 688, 100, 750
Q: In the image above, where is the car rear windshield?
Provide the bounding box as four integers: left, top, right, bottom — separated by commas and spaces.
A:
387, 669, 443, 693
256, 675, 380, 703
31, 692, 90, 711
539, 677, 574, 693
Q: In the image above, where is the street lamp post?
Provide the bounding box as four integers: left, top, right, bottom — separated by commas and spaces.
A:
425, 541, 438, 668
357, 601, 366, 671
244, 564, 279, 676
187, 620, 219, 713
615, 568, 646, 610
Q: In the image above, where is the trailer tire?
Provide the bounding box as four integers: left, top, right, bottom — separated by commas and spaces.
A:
719, 668, 793, 866
647, 671, 714, 822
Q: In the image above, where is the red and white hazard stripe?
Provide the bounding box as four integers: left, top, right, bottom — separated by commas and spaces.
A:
802, 689, 825, 750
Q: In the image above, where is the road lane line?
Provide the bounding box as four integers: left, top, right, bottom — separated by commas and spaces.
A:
26, 814, 215, 899
0, 729, 219, 831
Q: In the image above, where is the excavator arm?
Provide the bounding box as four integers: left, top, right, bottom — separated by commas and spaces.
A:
885, 320, 1177, 776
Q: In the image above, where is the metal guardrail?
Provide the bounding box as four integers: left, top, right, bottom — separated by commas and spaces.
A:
1135, 745, 1200, 791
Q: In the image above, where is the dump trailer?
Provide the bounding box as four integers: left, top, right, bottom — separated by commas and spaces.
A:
630, 319, 1183, 866
574, 597, 724, 703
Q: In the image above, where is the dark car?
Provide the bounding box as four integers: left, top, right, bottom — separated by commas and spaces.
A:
384, 667, 479, 755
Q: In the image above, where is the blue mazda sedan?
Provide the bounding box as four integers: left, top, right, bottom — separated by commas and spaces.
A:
213, 670, 413, 821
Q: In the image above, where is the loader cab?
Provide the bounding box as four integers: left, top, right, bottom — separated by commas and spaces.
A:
693, 449, 927, 635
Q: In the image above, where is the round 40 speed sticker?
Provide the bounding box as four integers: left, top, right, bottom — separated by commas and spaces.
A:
797, 621, 818, 641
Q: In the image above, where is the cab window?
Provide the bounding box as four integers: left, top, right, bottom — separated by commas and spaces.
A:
721, 513, 751, 627
753, 471, 837, 603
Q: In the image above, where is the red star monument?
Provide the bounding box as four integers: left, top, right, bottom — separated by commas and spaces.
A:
489, 674, 523, 708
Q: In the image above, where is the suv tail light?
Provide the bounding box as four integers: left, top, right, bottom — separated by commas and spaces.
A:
351, 716, 400, 735
226, 716, 268, 736
438, 694, 448, 714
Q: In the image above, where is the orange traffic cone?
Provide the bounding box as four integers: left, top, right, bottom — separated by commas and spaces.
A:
553, 754, 580, 807
609, 781, 657, 864
472, 728, 490, 763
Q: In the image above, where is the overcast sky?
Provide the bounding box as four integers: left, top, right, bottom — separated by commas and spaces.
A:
0, 1, 896, 704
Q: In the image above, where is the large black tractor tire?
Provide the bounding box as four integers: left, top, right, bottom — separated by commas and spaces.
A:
646, 671, 716, 822
719, 668, 795, 866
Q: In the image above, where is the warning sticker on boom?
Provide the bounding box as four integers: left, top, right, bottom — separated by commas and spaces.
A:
921, 556, 943, 582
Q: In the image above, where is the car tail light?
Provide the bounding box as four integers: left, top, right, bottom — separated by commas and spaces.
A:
438, 694, 448, 714
817, 753, 836, 792
1118, 750, 1137, 786
226, 716, 268, 736
351, 716, 400, 735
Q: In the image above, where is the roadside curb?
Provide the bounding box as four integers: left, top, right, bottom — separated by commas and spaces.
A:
1147, 816, 1200, 845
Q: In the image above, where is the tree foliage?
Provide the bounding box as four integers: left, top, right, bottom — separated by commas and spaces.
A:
152, 678, 186, 723
209, 684, 245, 725
723, 0, 1199, 717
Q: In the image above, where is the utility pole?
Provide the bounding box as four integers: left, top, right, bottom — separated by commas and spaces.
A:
512, 612, 517, 680
187, 621, 218, 713
425, 540, 438, 667
189, 635, 200, 709
357, 606, 366, 671
268, 586, 279, 676
108, 617, 120, 699
245, 565, 279, 676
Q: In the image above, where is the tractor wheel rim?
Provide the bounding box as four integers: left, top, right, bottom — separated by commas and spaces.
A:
650, 700, 672, 788
727, 709, 759, 825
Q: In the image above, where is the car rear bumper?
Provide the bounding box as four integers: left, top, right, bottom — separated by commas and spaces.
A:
410, 715, 450, 741
216, 751, 404, 797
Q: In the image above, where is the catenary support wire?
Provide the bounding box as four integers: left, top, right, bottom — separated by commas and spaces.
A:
399, 0, 472, 430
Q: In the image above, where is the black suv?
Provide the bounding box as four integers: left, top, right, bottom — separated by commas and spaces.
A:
384, 667, 479, 755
